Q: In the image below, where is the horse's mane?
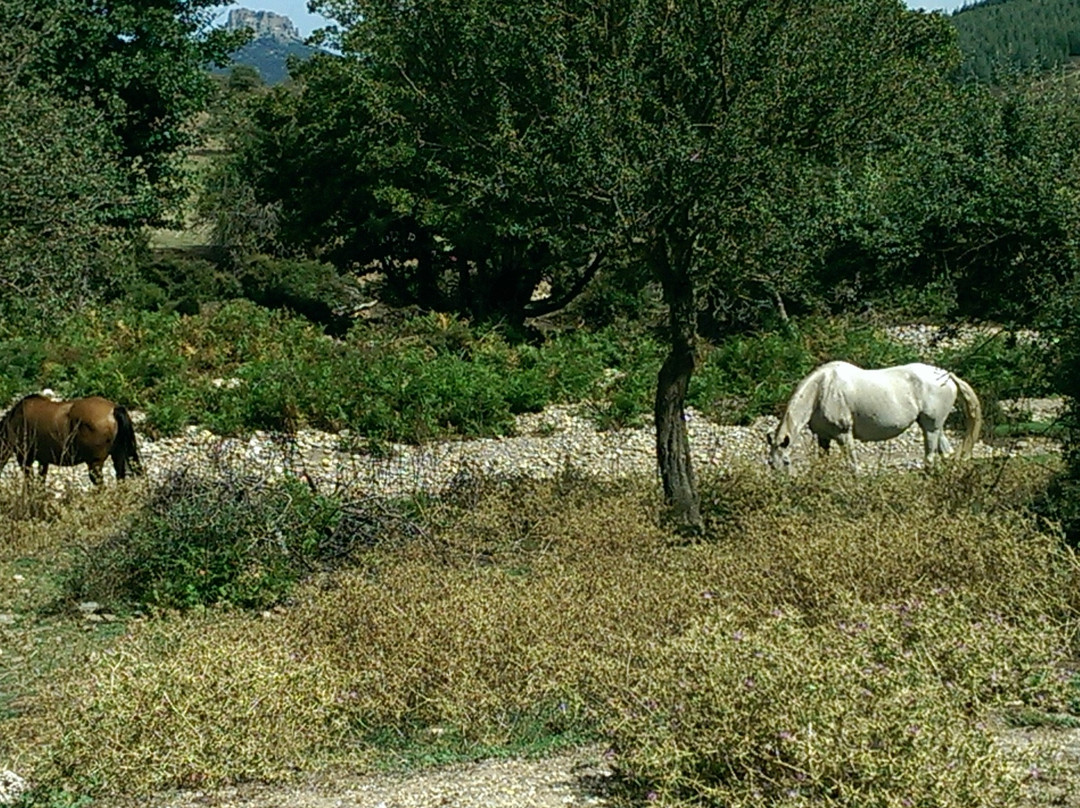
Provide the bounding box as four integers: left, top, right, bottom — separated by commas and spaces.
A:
777, 363, 836, 438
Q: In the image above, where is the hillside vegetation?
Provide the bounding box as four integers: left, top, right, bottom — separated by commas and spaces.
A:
953, 0, 1080, 81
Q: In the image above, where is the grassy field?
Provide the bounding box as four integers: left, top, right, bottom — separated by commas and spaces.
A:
0, 454, 1075, 806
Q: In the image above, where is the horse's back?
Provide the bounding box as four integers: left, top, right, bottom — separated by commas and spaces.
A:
819, 362, 948, 440
15, 395, 118, 465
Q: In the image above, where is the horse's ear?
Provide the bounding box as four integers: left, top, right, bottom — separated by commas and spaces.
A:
780, 436, 790, 449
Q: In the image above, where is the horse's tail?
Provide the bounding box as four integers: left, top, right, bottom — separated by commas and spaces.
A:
950, 373, 983, 460
112, 406, 144, 477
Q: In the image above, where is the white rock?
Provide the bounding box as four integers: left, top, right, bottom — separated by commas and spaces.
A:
0, 770, 28, 805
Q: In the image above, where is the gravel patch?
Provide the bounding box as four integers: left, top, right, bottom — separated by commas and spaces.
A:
883, 323, 1053, 357
1, 400, 1061, 499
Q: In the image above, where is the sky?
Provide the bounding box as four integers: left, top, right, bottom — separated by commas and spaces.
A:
217, 0, 971, 40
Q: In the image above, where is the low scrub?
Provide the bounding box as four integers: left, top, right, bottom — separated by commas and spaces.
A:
7, 461, 1076, 803
608, 596, 1064, 807
63, 470, 363, 611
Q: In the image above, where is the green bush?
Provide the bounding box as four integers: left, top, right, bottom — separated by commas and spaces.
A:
237, 255, 355, 335
4, 298, 1052, 444
939, 332, 1058, 407
64, 471, 346, 610
691, 318, 920, 423
0, 334, 47, 403
124, 253, 243, 315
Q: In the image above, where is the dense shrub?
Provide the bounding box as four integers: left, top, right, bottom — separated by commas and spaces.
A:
691, 318, 920, 423
64, 470, 346, 610
1039, 282, 1080, 542
124, 252, 243, 315
0, 301, 1058, 441
236, 255, 358, 336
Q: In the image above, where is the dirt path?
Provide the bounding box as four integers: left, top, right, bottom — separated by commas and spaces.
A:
125, 727, 1080, 808
137, 746, 615, 808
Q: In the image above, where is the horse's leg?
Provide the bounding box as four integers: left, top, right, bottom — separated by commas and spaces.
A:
836, 432, 858, 473
938, 432, 953, 457
87, 461, 104, 487
918, 415, 950, 468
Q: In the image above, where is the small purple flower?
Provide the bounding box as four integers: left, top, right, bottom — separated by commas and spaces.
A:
732, 630, 745, 642
777, 730, 794, 741
647, 790, 659, 801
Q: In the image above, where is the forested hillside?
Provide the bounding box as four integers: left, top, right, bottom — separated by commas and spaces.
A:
953, 0, 1080, 80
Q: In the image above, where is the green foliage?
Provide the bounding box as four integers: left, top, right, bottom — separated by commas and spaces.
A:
0, 303, 1053, 441
825, 74, 1080, 323
236, 255, 355, 334
939, 331, 1058, 404
0, 82, 135, 316
691, 319, 920, 423
952, 0, 1080, 82
1038, 279, 1080, 542
64, 471, 345, 610
0, 0, 246, 228
125, 253, 243, 315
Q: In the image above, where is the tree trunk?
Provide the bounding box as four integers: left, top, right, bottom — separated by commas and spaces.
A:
655, 266, 702, 531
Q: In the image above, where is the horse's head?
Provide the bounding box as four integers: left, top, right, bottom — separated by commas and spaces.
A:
766, 431, 792, 473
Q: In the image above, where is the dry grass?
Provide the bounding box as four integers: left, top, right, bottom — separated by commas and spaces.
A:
1, 458, 1076, 804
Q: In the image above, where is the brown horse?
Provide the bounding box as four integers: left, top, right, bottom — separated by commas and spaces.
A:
0, 394, 143, 485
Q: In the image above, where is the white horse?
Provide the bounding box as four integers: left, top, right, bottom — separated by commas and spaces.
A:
767, 361, 983, 473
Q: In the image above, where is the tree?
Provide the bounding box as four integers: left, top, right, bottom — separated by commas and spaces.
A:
217, 15, 620, 326
0, 6, 132, 314
1, 0, 246, 229
824, 71, 1080, 323
297, 0, 957, 527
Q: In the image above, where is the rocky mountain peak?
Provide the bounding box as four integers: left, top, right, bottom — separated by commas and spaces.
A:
225, 8, 301, 42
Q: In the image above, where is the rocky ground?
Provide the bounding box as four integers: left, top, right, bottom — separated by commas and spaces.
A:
2, 396, 1064, 500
